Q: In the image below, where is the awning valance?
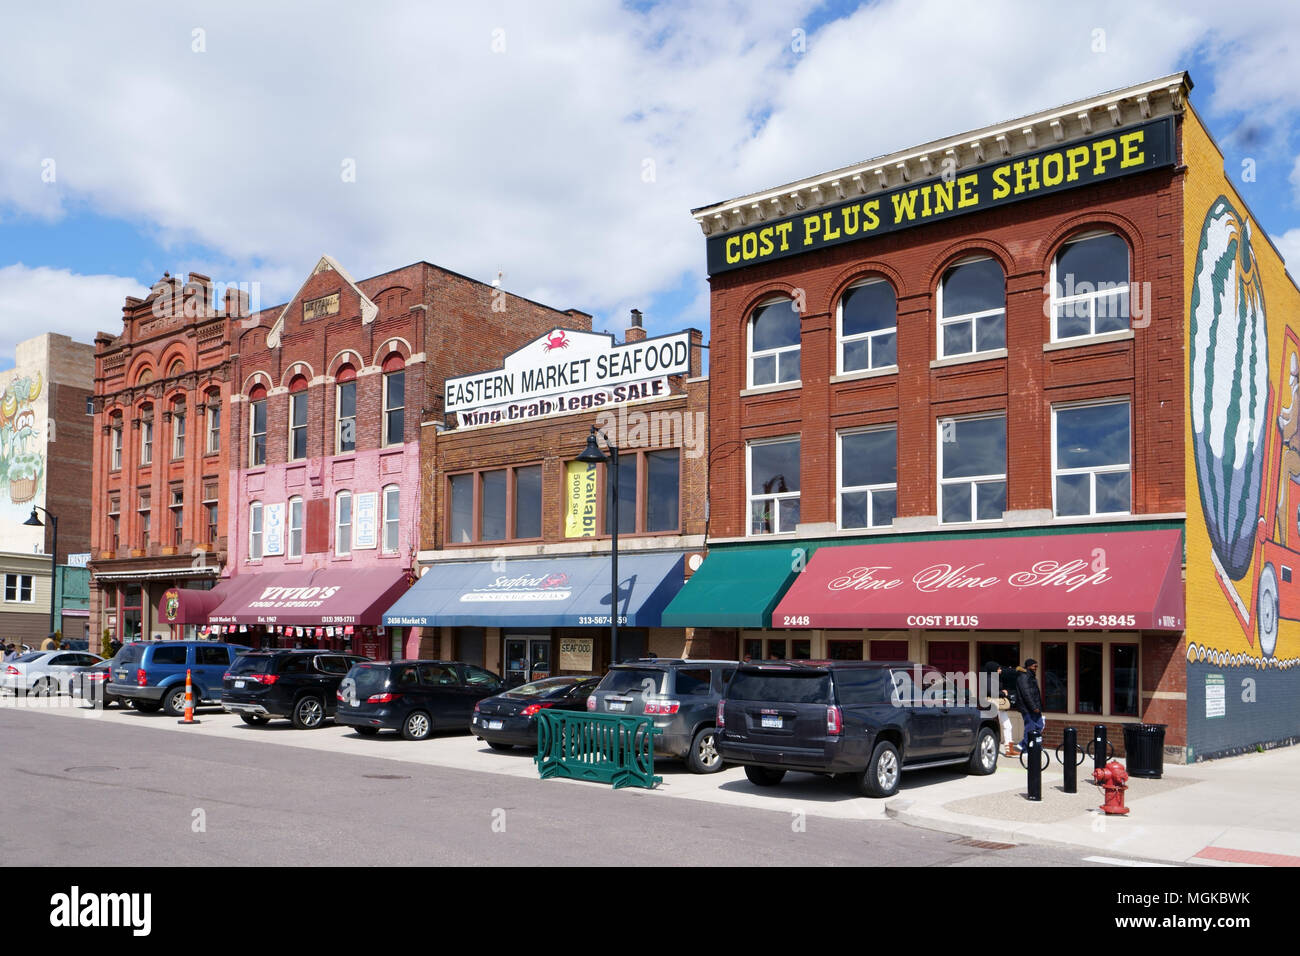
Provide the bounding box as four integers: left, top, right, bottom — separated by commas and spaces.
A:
208, 568, 411, 627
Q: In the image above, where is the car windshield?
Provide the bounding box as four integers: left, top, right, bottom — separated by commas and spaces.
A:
509, 677, 581, 698
228, 655, 276, 676
599, 668, 667, 695
727, 670, 832, 704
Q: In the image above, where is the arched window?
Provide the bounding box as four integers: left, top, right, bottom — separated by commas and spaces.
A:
748, 299, 800, 387
937, 257, 1005, 359
169, 359, 185, 378
838, 280, 897, 373
336, 364, 357, 453
381, 355, 405, 446
248, 384, 267, 467
1051, 232, 1130, 340
288, 375, 309, 461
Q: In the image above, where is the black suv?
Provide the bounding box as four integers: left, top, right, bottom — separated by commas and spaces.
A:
585, 658, 737, 774
335, 660, 506, 740
718, 660, 1000, 797
221, 650, 370, 729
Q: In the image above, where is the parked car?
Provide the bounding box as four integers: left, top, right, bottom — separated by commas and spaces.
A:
472, 675, 601, 750
106, 641, 250, 716
221, 649, 371, 729
335, 660, 505, 740
70, 656, 123, 708
717, 660, 1001, 798
585, 658, 737, 774
1, 650, 104, 696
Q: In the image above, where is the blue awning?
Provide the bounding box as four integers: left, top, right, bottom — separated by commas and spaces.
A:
383, 552, 687, 629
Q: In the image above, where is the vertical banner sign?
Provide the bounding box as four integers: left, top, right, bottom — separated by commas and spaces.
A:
354, 492, 378, 550
565, 460, 599, 537
264, 503, 285, 556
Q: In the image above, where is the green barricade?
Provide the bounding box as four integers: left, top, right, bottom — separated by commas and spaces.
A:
535, 710, 662, 790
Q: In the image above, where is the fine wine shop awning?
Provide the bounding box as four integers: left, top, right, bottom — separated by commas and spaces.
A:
207, 568, 412, 627
660, 545, 802, 628
382, 552, 687, 629
770, 529, 1185, 631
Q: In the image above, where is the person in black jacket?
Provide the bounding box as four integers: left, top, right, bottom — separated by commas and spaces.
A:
1016, 659, 1044, 752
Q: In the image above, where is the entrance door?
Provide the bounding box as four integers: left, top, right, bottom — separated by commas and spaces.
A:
503, 634, 551, 686
927, 641, 970, 683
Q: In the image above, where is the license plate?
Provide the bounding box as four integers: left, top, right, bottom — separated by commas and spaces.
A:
487, 720, 503, 730
350, 699, 359, 707
608, 700, 627, 712
234, 680, 245, 688
761, 715, 783, 729
116, 671, 126, 681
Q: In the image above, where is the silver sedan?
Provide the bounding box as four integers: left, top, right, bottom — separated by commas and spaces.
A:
1, 650, 105, 696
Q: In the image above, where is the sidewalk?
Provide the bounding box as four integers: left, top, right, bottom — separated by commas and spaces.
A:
886, 746, 1300, 866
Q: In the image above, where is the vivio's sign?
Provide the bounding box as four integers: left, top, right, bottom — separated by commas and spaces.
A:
706, 116, 1175, 275
445, 328, 690, 426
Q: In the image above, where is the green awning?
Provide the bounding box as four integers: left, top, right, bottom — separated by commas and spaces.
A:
660, 546, 801, 628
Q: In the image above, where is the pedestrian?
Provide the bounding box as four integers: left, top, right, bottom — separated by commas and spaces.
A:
981, 660, 1016, 757
1016, 658, 1045, 753
998, 661, 1021, 756
40, 634, 56, 651
3, 643, 15, 661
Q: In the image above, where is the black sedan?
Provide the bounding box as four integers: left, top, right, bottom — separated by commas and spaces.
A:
471, 676, 601, 751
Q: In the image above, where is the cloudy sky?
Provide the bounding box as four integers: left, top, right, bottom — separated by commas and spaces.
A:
1, 0, 1299, 368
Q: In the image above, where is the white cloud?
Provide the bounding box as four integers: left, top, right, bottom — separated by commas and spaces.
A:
0, 264, 148, 367
1274, 228, 1300, 275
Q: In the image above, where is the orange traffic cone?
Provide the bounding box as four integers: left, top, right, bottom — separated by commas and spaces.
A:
177, 668, 201, 725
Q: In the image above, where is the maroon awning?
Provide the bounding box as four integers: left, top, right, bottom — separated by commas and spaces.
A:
161, 584, 233, 626
772, 529, 1184, 630
208, 568, 412, 627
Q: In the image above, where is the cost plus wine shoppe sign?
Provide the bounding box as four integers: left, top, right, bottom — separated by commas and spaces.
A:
445, 328, 691, 427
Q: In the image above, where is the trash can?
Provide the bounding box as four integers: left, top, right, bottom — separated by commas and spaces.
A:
1122, 723, 1166, 778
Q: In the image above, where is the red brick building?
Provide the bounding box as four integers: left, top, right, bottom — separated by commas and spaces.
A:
670, 74, 1195, 756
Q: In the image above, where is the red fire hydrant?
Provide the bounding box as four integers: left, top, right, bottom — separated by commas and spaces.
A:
1092, 759, 1130, 815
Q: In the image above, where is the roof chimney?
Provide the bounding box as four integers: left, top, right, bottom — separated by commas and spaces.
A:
626, 309, 646, 343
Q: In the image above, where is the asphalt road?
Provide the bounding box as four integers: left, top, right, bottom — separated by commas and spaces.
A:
1, 706, 1127, 867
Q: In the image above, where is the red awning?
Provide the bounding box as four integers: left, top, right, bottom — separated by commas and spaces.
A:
772, 530, 1184, 631
161, 583, 233, 626
207, 568, 412, 627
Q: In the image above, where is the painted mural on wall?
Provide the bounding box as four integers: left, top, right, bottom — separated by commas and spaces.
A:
0, 368, 47, 543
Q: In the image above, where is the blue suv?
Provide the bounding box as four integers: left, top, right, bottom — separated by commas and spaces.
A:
107, 641, 250, 716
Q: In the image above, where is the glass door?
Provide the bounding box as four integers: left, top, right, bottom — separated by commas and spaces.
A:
503, 633, 551, 686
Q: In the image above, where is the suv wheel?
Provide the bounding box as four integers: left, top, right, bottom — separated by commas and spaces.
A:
969, 726, 999, 775
239, 713, 269, 726
744, 765, 786, 787
860, 740, 901, 798
686, 727, 724, 774
402, 710, 433, 741
163, 686, 190, 717
292, 696, 325, 729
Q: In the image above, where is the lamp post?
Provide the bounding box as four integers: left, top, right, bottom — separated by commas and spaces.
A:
577, 426, 620, 665
23, 506, 58, 641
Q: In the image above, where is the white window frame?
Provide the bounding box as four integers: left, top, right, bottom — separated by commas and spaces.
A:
4, 574, 34, 604
140, 416, 153, 465
288, 390, 307, 462
172, 410, 185, 460
336, 380, 357, 454
837, 426, 898, 530
936, 257, 1006, 360
249, 398, 266, 467
382, 485, 400, 554
937, 413, 1007, 525
1050, 231, 1131, 342
747, 298, 801, 389
110, 421, 123, 470
288, 496, 304, 558
205, 398, 221, 455
249, 501, 264, 560
382, 370, 404, 447
336, 490, 353, 556
746, 436, 801, 536
1051, 400, 1132, 517
837, 279, 898, 375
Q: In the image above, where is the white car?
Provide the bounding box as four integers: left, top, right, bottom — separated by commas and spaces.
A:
1, 650, 105, 696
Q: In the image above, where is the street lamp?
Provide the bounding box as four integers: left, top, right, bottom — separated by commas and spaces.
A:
23, 506, 58, 642
577, 426, 620, 665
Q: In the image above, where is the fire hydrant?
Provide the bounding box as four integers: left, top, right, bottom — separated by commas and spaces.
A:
1092, 759, 1130, 815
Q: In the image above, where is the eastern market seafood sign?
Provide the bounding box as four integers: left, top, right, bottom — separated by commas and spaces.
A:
445, 328, 691, 426
705, 116, 1175, 275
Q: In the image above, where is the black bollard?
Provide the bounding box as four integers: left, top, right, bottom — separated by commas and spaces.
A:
1093, 723, 1108, 774
1063, 726, 1079, 794
1027, 733, 1043, 801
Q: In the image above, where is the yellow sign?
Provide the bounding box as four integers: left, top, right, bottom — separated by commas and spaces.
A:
564, 460, 599, 537
303, 293, 340, 321
559, 637, 594, 671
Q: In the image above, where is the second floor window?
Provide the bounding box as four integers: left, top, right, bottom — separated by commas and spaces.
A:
938, 414, 1006, 523
839, 280, 897, 373
448, 465, 543, 544
938, 257, 1005, 359
249, 387, 267, 466
249, 501, 264, 560
1054, 401, 1131, 516
1052, 232, 1130, 340
749, 299, 800, 388
383, 359, 405, 446
336, 491, 352, 555
748, 437, 800, 535
839, 427, 897, 529
288, 381, 308, 461
336, 369, 357, 453
288, 496, 304, 558
383, 485, 400, 553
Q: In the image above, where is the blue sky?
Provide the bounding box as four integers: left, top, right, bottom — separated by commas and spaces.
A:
2, 0, 1298, 370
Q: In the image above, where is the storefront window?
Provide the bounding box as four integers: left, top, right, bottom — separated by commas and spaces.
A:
749, 299, 800, 387
938, 415, 1005, 523
827, 639, 864, 660
938, 258, 1005, 358
1076, 643, 1103, 714
839, 427, 897, 529
839, 279, 897, 373
1051, 232, 1130, 340
1112, 644, 1139, 716
790, 639, 811, 660
1054, 402, 1131, 517
1042, 642, 1068, 712
748, 437, 800, 535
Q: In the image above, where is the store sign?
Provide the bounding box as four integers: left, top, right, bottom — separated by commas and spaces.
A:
67, 552, 91, 568
705, 116, 1176, 275
162, 588, 181, 623
303, 293, 340, 321
264, 502, 285, 556
564, 460, 600, 538
460, 571, 573, 603
445, 328, 690, 425
560, 637, 594, 671
1205, 673, 1226, 719
354, 492, 378, 550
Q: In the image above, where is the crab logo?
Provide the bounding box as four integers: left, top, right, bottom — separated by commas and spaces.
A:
542, 331, 569, 352
542, 572, 570, 589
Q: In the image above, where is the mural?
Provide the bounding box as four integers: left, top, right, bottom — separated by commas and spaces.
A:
0, 369, 46, 521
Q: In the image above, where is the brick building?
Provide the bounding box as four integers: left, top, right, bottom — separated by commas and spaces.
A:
88, 274, 239, 646
385, 314, 709, 682
208, 257, 591, 660
668, 72, 1300, 762
0, 333, 95, 645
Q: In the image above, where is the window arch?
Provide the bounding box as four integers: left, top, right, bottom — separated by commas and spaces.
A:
168, 359, 185, 378
937, 257, 1005, 359
838, 279, 897, 374
748, 298, 800, 387
1050, 231, 1131, 340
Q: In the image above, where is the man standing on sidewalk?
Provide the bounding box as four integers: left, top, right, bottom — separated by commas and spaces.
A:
1016, 659, 1044, 753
